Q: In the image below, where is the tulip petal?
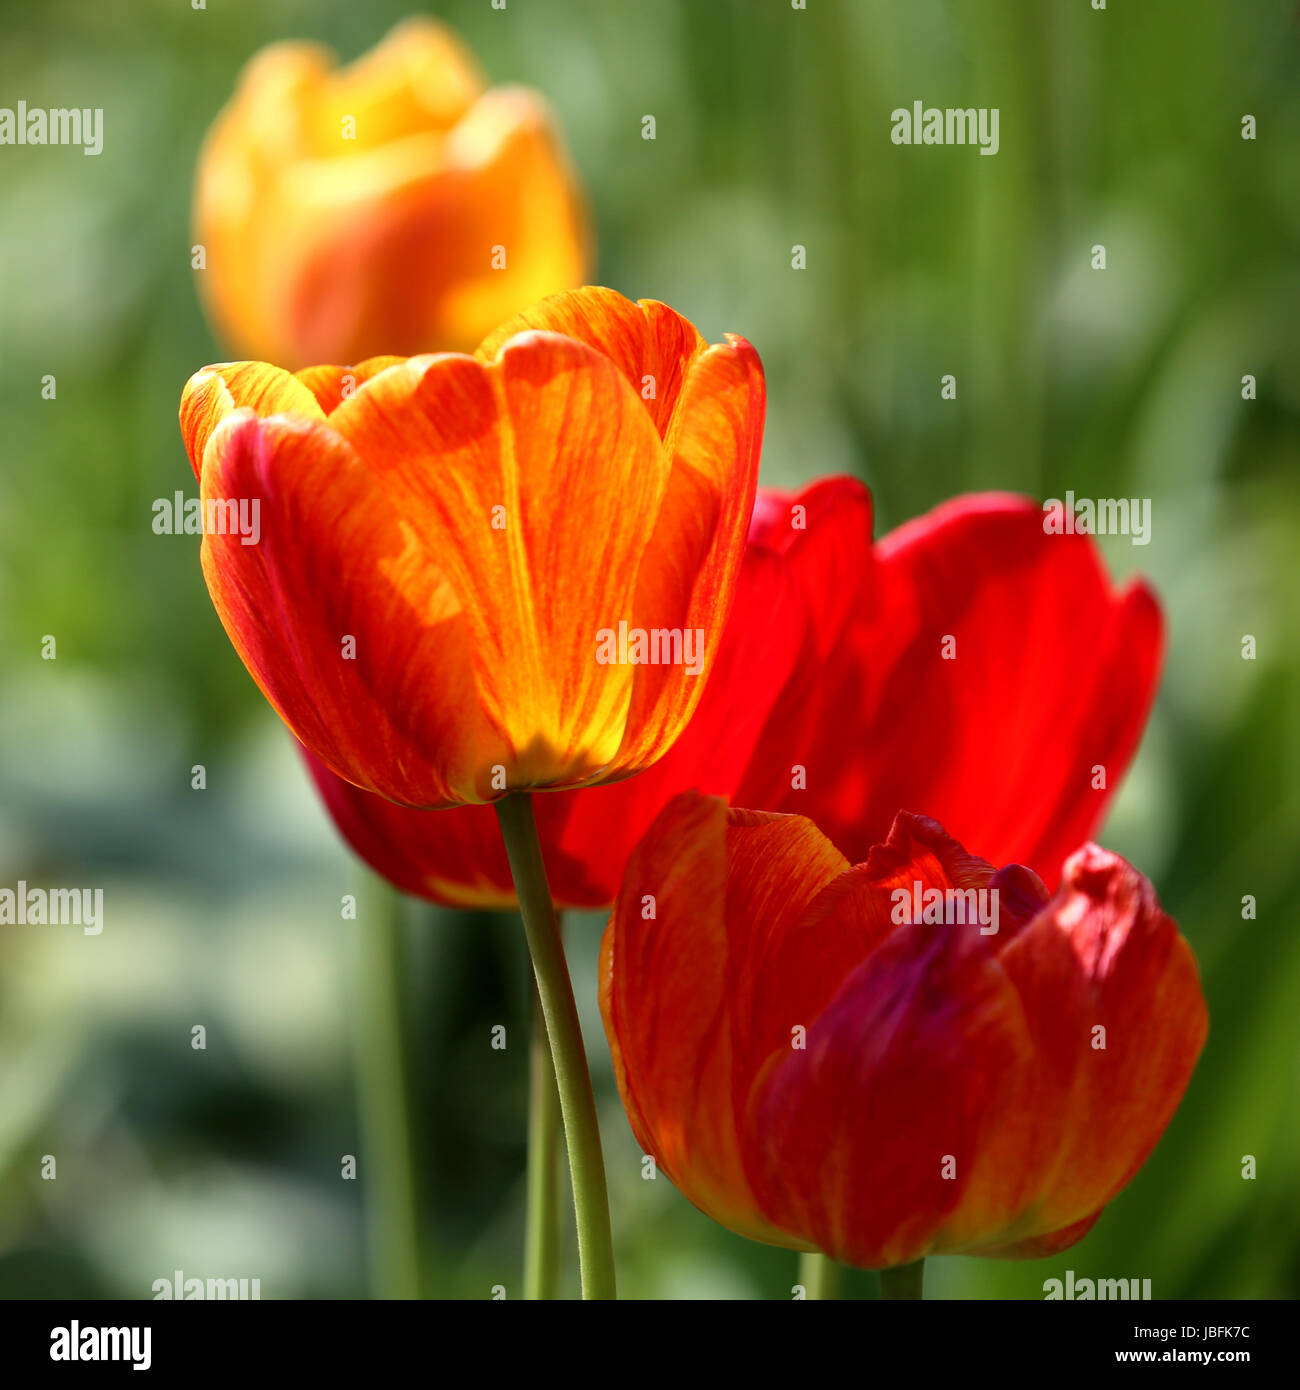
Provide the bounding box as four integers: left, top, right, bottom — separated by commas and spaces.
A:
980, 1209, 1103, 1260
600, 793, 846, 1248
308, 17, 484, 147
200, 410, 500, 805
330, 335, 673, 789
750, 910, 1037, 1269
610, 335, 765, 773
759, 494, 1164, 884
475, 288, 708, 442
991, 843, 1208, 1245
293, 357, 406, 414
747, 474, 874, 659
744, 812, 999, 1074
299, 744, 517, 907
180, 362, 324, 481
192, 43, 334, 367
276, 85, 590, 362
745, 813, 1055, 1268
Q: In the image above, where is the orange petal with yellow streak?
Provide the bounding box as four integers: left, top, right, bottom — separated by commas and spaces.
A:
294, 357, 406, 414
610, 335, 765, 774
330, 335, 672, 788
199, 410, 501, 805
180, 362, 323, 481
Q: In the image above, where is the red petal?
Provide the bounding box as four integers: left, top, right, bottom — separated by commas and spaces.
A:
748, 493, 1164, 885
745, 475, 873, 659
991, 843, 1208, 1243
599, 793, 846, 1247
299, 744, 516, 907
745, 814, 1045, 1268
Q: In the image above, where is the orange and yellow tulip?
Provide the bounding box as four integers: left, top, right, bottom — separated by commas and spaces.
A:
600, 791, 1207, 1268
193, 18, 590, 366
178, 287, 765, 808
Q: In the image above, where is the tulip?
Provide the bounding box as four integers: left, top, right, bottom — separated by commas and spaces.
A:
600, 791, 1207, 1270
736, 491, 1164, 888
193, 17, 591, 367
301, 473, 870, 908
178, 286, 764, 809
301, 484, 1160, 906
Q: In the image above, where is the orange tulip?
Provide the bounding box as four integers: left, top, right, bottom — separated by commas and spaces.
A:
193, 17, 590, 366
178, 287, 765, 808
600, 792, 1207, 1268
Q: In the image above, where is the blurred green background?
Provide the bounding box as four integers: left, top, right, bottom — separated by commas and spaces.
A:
1, 0, 1297, 1299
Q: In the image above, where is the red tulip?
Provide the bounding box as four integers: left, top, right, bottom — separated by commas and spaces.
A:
305, 484, 1159, 906
737, 491, 1163, 887
599, 791, 1207, 1267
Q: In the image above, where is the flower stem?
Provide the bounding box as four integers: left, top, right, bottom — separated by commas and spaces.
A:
523, 957, 562, 1299
496, 794, 616, 1300
799, 1251, 841, 1299
354, 873, 425, 1298
879, 1258, 925, 1300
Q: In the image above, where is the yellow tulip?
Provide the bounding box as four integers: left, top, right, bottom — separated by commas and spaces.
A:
193, 17, 591, 366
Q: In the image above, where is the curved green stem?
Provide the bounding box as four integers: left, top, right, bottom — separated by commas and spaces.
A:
880, 1258, 925, 1300
523, 963, 562, 1299
354, 874, 425, 1298
798, 1251, 841, 1300
496, 794, 616, 1300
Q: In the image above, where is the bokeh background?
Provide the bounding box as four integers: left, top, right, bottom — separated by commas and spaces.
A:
1, 0, 1297, 1299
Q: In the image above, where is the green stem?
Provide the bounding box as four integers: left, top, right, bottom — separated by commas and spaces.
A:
799, 1251, 841, 1300
354, 873, 424, 1299
523, 957, 562, 1299
879, 1258, 925, 1300
495, 794, 616, 1300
